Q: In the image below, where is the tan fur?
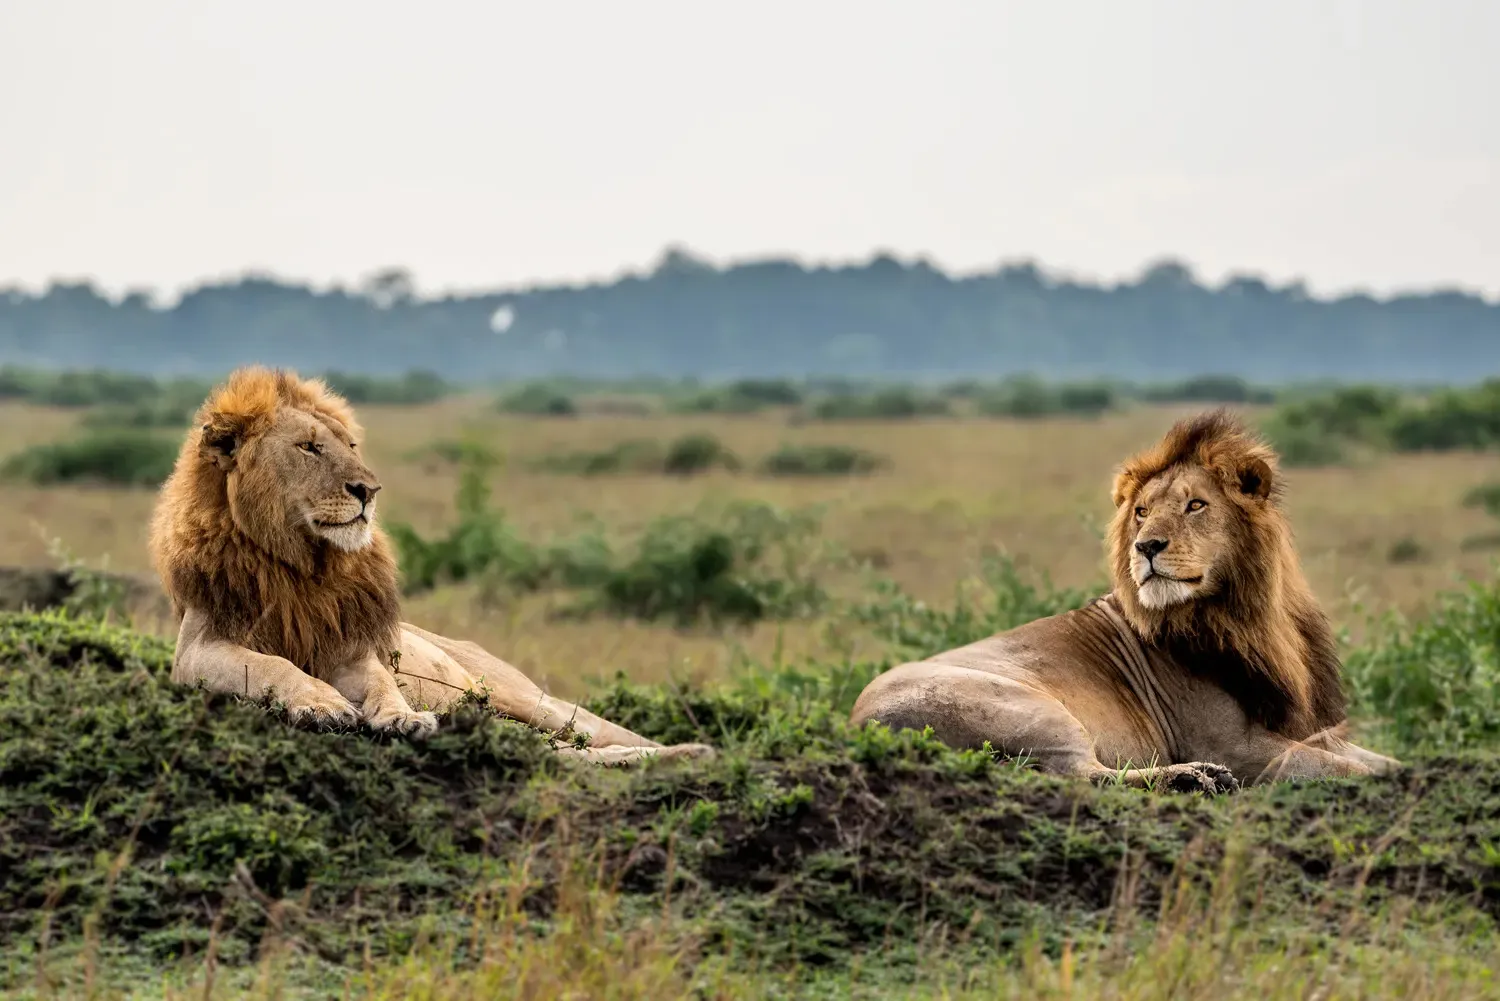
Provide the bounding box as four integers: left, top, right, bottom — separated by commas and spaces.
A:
849, 410, 1399, 791
149, 366, 715, 765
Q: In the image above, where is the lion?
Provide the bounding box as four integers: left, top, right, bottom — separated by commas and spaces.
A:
148, 366, 713, 766
848, 410, 1400, 791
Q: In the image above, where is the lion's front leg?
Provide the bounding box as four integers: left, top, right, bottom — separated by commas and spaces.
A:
172, 608, 358, 727
325, 654, 439, 739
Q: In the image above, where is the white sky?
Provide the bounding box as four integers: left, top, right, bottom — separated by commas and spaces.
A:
1, 0, 1496, 299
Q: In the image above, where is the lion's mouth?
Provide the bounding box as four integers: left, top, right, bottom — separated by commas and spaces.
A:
1142, 568, 1203, 585
316, 514, 368, 529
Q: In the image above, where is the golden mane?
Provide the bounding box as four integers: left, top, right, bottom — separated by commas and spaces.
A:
148, 366, 402, 681
1105, 409, 1345, 737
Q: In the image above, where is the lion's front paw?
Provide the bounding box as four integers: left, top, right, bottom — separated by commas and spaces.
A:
285, 690, 360, 729
554, 742, 715, 767
655, 742, 717, 761
1166, 761, 1240, 795
363, 700, 440, 739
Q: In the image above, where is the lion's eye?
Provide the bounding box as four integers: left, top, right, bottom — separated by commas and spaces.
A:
1187, 499, 1206, 512
299, 441, 321, 455
1134, 506, 1147, 520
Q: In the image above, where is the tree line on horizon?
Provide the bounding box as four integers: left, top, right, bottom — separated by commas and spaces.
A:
1, 249, 1495, 382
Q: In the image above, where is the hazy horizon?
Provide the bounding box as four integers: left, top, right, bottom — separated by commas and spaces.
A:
3, 0, 1496, 300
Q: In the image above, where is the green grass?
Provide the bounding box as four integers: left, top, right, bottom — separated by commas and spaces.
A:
389, 462, 830, 625
8, 518, 1500, 995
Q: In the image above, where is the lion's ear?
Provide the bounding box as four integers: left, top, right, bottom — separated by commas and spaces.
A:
1110, 471, 1136, 509
1238, 457, 1273, 500
199, 420, 243, 472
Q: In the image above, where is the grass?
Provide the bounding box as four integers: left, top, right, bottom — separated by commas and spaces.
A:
388, 461, 831, 626
7, 548, 1500, 997
10, 380, 1500, 995
7, 395, 1500, 695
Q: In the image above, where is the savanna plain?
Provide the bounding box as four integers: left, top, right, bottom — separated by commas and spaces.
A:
5, 378, 1500, 1000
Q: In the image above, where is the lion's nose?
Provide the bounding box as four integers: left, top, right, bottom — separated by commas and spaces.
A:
1134, 538, 1169, 559
345, 481, 380, 505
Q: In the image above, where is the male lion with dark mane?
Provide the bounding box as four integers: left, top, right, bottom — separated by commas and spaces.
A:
149, 366, 713, 765
849, 410, 1399, 791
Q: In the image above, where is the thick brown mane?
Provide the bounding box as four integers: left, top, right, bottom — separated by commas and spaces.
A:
148, 367, 402, 681
1106, 409, 1345, 736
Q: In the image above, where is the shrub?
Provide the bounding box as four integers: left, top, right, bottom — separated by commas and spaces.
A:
575, 502, 828, 627
0, 430, 178, 486
529, 439, 665, 476
976, 377, 1116, 418
529, 434, 737, 477
1345, 575, 1500, 751
1257, 385, 1403, 466
674, 379, 803, 413
391, 466, 826, 625
849, 551, 1098, 660
1387, 380, 1500, 452
811, 388, 949, 420
759, 443, 885, 477
1140, 375, 1276, 405
321, 369, 450, 405
423, 438, 503, 466
662, 433, 739, 475
1463, 482, 1500, 519
499, 384, 578, 416
0, 367, 212, 409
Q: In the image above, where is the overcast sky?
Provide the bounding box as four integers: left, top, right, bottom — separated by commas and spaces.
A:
2, 0, 1496, 299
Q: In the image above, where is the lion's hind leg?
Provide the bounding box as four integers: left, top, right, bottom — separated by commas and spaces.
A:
851, 663, 1238, 794
852, 664, 1112, 774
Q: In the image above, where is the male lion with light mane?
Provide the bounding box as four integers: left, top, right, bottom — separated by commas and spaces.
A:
849, 410, 1400, 791
149, 366, 713, 765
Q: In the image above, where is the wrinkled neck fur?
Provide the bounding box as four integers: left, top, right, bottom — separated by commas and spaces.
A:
1115, 572, 1346, 737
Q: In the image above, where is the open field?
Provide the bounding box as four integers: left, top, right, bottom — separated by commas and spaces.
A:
3, 395, 1500, 697
6, 388, 1500, 997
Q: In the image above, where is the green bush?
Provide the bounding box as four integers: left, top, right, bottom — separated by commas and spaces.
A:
575, 502, 827, 627
1387, 381, 1500, 452
388, 461, 579, 594
674, 379, 804, 413
811, 388, 949, 420
0, 430, 178, 486
422, 438, 503, 466
759, 443, 885, 477
498, 383, 578, 416
850, 552, 1098, 662
1258, 385, 1404, 467
662, 432, 739, 475
1140, 375, 1276, 405
320, 369, 450, 404
1463, 482, 1500, 519
976, 377, 1116, 418
0, 366, 212, 409
1344, 578, 1500, 751
391, 465, 826, 625
529, 434, 737, 477
528, 439, 665, 475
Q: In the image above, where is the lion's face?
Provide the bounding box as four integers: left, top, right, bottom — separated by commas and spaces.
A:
218, 407, 382, 554
1122, 464, 1243, 610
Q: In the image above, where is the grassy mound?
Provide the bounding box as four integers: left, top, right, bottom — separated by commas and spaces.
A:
7, 559, 1500, 996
